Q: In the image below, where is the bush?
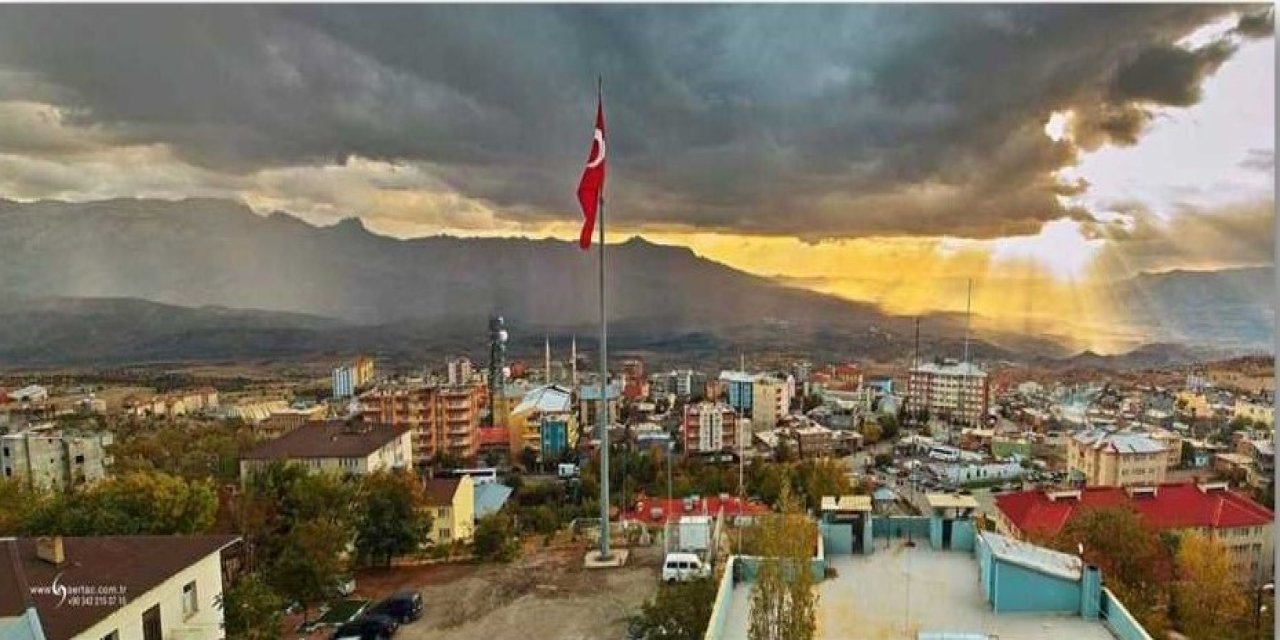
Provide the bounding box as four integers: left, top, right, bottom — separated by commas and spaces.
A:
473, 513, 519, 562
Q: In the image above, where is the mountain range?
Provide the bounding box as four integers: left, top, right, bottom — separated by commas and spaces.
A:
0, 198, 1269, 368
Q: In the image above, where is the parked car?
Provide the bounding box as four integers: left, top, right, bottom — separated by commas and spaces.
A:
332, 614, 399, 640
367, 591, 424, 624
662, 552, 710, 583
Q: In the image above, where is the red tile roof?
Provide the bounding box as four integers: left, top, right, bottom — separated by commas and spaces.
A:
995, 482, 1273, 539
476, 427, 510, 448
422, 477, 462, 506
622, 494, 771, 525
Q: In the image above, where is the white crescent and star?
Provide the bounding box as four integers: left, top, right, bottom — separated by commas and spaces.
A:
587, 128, 606, 168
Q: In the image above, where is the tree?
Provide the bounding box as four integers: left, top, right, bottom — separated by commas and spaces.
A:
218, 572, 284, 640
473, 512, 519, 562
876, 414, 900, 441
1050, 507, 1170, 634
0, 479, 43, 536
268, 519, 348, 623
628, 578, 718, 640
861, 422, 883, 445
749, 486, 818, 640
1172, 533, 1249, 639
354, 471, 432, 567
23, 471, 217, 536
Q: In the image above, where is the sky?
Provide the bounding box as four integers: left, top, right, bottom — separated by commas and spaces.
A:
0, 5, 1272, 352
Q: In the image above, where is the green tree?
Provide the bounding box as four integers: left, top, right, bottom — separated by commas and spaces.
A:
0, 479, 43, 536
628, 578, 719, 640
23, 471, 217, 536
876, 414, 900, 441
268, 519, 348, 623
354, 471, 432, 567
1172, 533, 1250, 639
749, 486, 818, 640
473, 512, 519, 562
218, 572, 284, 640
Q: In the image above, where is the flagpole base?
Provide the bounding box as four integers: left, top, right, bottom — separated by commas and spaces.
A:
583, 549, 629, 569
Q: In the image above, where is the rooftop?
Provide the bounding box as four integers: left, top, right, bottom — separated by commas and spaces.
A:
422, 477, 464, 506
240, 420, 410, 460
995, 482, 1274, 538
912, 361, 986, 377
3, 535, 238, 640
1070, 429, 1166, 454
721, 543, 1112, 640
511, 384, 574, 414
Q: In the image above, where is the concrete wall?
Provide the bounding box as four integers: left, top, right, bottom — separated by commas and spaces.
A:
702, 556, 736, 640
950, 519, 976, 552
1100, 587, 1154, 640
871, 516, 931, 540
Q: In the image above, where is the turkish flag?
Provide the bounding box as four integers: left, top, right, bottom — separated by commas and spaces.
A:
576, 96, 606, 250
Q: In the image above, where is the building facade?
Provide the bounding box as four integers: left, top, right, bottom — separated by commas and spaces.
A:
907, 360, 989, 425
359, 383, 486, 464
238, 421, 412, 482
446, 357, 474, 386
332, 365, 355, 400
423, 476, 476, 545
1066, 430, 1168, 487
1, 426, 113, 490
683, 401, 742, 454
718, 371, 755, 415
751, 376, 793, 430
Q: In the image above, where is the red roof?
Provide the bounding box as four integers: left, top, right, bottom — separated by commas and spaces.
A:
995, 482, 1273, 539
477, 426, 510, 448
621, 494, 771, 525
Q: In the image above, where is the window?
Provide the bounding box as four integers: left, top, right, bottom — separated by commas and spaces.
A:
142, 605, 162, 640
440, 529, 451, 540
101, 633, 119, 640
182, 581, 198, 618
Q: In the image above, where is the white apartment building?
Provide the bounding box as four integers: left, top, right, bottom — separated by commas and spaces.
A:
907, 360, 989, 426
683, 401, 746, 454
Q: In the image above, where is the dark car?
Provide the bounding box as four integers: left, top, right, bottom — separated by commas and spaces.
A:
367, 591, 424, 624
331, 614, 399, 640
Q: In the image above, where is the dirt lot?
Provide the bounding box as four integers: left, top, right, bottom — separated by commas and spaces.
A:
295, 542, 662, 640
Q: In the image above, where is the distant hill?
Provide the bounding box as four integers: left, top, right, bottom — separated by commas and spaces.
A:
0, 198, 1268, 368
1112, 266, 1273, 350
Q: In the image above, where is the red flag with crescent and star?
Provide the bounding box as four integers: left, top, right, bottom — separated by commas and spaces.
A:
576, 92, 606, 250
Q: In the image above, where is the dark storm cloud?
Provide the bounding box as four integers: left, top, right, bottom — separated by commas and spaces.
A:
0, 5, 1263, 239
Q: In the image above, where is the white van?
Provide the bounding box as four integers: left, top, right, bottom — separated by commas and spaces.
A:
662, 553, 710, 583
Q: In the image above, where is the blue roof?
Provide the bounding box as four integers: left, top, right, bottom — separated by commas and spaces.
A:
474, 483, 513, 519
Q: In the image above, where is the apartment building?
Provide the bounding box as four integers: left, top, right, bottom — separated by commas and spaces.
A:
718, 371, 755, 415
995, 482, 1274, 585
359, 383, 486, 464
1, 535, 240, 640
1066, 430, 1168, 487
446, 357, 474, 386
907, 360, 989, 426
0, 426, 113, 490
1234, 398, 1274, 426
683, 401, 744, 455
423, 476, 475, 545
751, 376, 793, 430
238, 420, 412, 482
577, 383, 620, 431
505, 384, 578, 461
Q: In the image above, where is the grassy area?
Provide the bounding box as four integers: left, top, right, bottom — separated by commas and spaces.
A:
315, 599, 369, 625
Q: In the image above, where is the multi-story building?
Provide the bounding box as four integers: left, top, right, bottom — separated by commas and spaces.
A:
446, 357, 474, 386
1066, 429, 1168, 487
907, 360, 989, 425
238, 420, 412, 483
505, 384, 578, 462
423, 476, 476, 545
683, 401, 743, 455
359, 383, 486, 464
718, 371, 755, 415
578, 383, 620, 431
995, 482, 1274, 585
753, 375, 795, 430
2, 535, 241, 640
1, 425, 113, 490
352, 355, 375, 388
332, 365, 355, 400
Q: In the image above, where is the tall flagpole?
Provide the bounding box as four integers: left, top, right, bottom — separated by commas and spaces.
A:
596, 76, 612, 561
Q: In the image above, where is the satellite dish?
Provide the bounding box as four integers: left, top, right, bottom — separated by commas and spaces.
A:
502, 366, 512, 378
499, 330, 509, 342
